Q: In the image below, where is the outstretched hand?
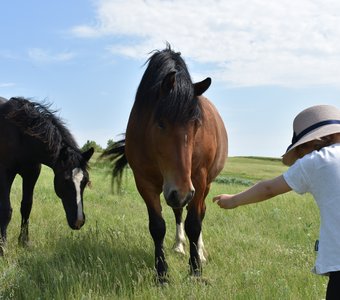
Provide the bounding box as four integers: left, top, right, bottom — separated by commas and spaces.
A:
213, 194, 238, 209
213, 176, 292, 209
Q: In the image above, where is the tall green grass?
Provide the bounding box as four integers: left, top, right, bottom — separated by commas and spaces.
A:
0, 156, 326, 299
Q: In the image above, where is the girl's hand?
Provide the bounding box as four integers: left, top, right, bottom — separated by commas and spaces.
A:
213, 176, 292, 210
213, 194, 238, 209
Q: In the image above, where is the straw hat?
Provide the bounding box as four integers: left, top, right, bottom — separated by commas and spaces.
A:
282, 105, 340, 166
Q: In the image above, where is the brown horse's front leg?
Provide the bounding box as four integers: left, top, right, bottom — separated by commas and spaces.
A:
185, 182, 207, 277
146, 205, 168, 283
185, 206, 203, 276
172, 207, 186, 255
136, 176, 168, 283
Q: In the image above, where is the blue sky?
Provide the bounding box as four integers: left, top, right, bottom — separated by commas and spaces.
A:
1, 0, 340, 157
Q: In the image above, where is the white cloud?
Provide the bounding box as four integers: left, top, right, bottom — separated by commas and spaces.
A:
71, 25, 99, 38
0, 83, 15, 88
28, 48, 75, 63
71, 0, 340, 87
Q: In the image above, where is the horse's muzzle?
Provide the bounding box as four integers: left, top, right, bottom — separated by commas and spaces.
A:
165, 189, 195, 208
68, 215, 85, 230
74, 218, 85, 230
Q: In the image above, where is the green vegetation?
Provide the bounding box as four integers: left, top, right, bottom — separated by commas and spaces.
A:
0, 156, 326, 299
81, 140, 103, 153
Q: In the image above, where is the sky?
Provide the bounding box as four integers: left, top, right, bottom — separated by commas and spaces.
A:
1, 0, 340, 158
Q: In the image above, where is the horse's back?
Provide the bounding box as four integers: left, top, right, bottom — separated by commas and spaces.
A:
195, 96, 228, 182
0, 98, 23, 166
0, 98, 34, 158
0, 97, 9, 123
0, 97, 7, 105
0, 97, 10, 117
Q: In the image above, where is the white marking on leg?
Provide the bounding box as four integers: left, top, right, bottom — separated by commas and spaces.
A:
198, 232, 207, 263
72, 168, 84, 220
173, 222, 186, 255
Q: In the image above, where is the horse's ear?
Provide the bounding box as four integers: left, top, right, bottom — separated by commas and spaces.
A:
82, 147, 94, 162
161, 71, 176, 95
194, 77, 211, 96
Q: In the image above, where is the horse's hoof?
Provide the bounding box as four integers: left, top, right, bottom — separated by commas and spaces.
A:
190, 269, 202, 277
18, 238, 30, 248
189, 260, 202, 278
156, 275, 169, 286
0, 246, 4, 257
188, 267, 211, 285
188, 275, 211, 286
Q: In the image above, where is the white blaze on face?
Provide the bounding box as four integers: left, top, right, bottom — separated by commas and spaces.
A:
72, 168, 84, 220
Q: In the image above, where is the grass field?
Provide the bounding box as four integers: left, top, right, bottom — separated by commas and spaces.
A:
0, 155, 327, 299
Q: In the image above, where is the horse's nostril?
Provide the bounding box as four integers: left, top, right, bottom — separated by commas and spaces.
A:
165, 190, 182, 208
166, 189, 195, 208
168, 190, 178, 204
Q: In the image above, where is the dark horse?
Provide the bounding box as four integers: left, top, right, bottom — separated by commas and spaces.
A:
0, 97, 94, 255
103, 46, 228, 282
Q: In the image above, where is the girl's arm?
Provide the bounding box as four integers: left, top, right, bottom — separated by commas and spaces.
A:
213, 175, 292, 209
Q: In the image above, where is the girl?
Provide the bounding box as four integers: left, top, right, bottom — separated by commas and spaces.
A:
213, 105, 340, 299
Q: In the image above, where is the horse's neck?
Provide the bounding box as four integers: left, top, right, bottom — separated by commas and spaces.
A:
23, 137, 60, 169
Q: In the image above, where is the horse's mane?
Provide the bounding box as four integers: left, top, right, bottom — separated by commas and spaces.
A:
4, 97, 83, 165
135, 44, 201, 124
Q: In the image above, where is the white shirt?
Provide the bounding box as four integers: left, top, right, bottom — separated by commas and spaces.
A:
283, 143, 340, 275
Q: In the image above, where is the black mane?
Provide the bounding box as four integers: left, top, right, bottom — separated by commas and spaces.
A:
4, 97, 83, 165
135, 45, 201, 124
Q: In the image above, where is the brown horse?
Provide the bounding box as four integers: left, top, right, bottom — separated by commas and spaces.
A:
103, 46, 227, 282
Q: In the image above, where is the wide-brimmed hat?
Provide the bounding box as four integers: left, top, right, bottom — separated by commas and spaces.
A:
282, 104, 340, 166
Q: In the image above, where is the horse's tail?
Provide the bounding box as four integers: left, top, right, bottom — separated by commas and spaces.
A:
101, 138, 128, 191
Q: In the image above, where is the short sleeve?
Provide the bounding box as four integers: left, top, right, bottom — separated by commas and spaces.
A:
283, 159, 311, 194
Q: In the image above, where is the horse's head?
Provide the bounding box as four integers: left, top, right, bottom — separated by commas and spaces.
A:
53, 147, 94, 230
152, 73, 212, 209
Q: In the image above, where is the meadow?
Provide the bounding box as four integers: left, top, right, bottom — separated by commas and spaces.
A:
0, 155, 326, 299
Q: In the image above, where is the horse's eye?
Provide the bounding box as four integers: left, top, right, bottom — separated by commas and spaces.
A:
157, 120, 165, 129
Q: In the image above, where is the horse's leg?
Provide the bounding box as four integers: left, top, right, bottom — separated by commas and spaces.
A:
184, 183, 209, 276
135, 179, 167, 283
185, 204, 204, 276
18, 164, 41, 247
147, 204, 168, 283
0, 169, 16, 256
172, 207, 186, 255
197, 229, 206, 263
196, 184, 210, 263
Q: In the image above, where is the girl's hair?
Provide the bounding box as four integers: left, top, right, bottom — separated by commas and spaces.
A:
320, 133, 340, 146
295, 133, 339, 159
